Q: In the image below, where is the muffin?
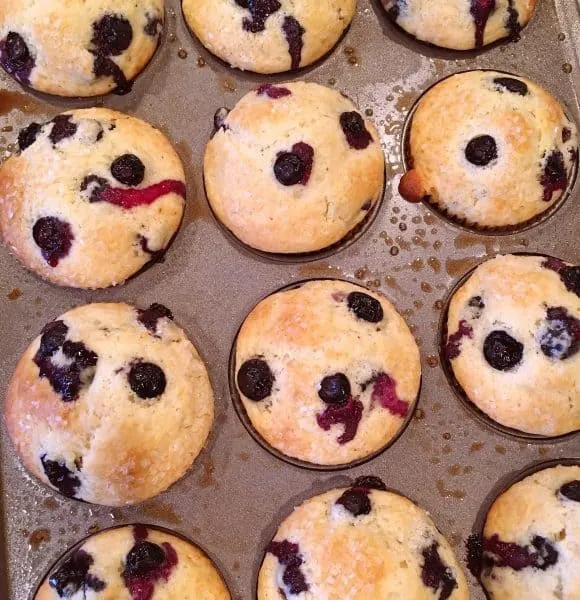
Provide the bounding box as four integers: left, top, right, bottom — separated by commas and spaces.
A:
233, 280, 421, 466
0, 0, 163, 96
35, 524, 230, 599
382, 0, 536, 50
5, 302, 214, 506
0, 107, 185, 289
443, 254, 579, 437
472, 464, 580, 599
399, 71, 578, 230
258, 476, 469, 599
182, 0, 355, 74
205, 82, 385, 254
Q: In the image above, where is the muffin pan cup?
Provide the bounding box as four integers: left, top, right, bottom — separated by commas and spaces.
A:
30, 523, 231, 600
228, 278, 422, 471
401, 69, 579, 236
438, 251, 580, 442
0, 0, 579, 598
468, 457, 580, 600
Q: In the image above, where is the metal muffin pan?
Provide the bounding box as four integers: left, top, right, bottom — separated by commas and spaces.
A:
0, 0, 579, 598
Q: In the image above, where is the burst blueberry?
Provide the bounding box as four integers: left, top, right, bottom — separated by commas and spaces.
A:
493, 77, 528, 96
0, 32, 35, 83
49, 550, 105, 597
18, 122, 41, 151
559, 480, 580, 502
32, 216, 74, 267
124, 542, 166, 577
41, 454, 81, 499
336, 488, 371, 516
421, 542, 457, 600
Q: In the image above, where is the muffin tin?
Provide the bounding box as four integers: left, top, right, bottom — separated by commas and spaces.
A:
0, 0, 578, 598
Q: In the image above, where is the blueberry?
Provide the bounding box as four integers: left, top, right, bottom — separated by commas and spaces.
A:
421, 542, 457, 600
282, 16, 305, 70
541, 150, 568, 202
340, 112, 373, 150
213, 107, 230, 133
318, 373, 351, 406
468, 296, 485, 309
274, 153, 306, 186
128, 362, 167, 399
483, 330, 524, 371
124, 541, 166, 577
274, 143, 314, 186
80, 174, 109, 203
538, 306, 579, 360
18, 122, 41, 151
237, 358, 274, 401
32, 217, 74, 267
240, 0, 282, 33
531, 536, 559, 570
561, 266, 580, 297
49, 550, 105, 596
92, 15, 133, 56
267, 541, 309, 595
38, 320, 68, 356
62, 341, 98, 369
563, 128, 572, 143
41, 454, 81, 499
347, 291, 384, 323
137, 303, 174, 335
0, 32, 35, 83
92, 54, 132, 95
49, 115, 78, 145
559, 480, 580, 502
353, 475, 387, 490
256, 84, 292, 99
110, 154, 145, 186
336, 489, 371, 516
465, 135, 498, 167
493, 77, 528, 96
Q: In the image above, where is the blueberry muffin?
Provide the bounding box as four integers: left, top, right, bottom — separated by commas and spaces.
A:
382, 0, 535, 50
258, 476, 469, 599
0, 108, 185, 289
400, 71, 578, 230
0, 0, 163, 97
205, 82, 385, 254
444, 254, 579, 437
470, 464, 580, 599
234, 280, 421, 466
35, 524, 230, 599
5, 302, 214, 506
182, 0, 355, 74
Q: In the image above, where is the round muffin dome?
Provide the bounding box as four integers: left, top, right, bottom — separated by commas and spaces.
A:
382, 0, 536, 50
35, 524, 230, 599
182, 0, 356, 74
258, 476, 469, 599
443, 254, 580, 437
0, 107, 185, 289
400, 71, 578, 230
233, 280, 421, 466
204, 82, 385, 254
474, 464, 580, 599
0, 0, 164, 96
5, 302, 214, 506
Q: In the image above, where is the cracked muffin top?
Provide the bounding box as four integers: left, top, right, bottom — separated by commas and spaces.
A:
5, 302, 214, 506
